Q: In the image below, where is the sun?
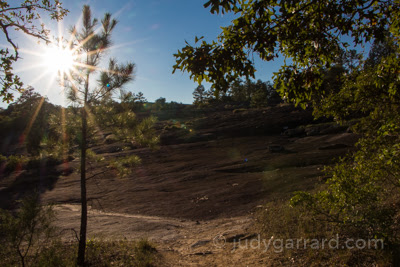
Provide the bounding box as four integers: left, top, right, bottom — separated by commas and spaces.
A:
43, 45, 76, 74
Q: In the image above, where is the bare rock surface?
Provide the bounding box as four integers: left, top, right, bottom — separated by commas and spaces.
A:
0, 106, 359, 266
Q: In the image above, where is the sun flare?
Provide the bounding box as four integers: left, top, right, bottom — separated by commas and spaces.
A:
43, 46, 76, 74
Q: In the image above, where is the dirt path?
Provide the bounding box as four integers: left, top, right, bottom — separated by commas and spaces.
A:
54, 204, 272, 266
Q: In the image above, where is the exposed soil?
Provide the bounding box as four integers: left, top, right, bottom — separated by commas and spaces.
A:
0, 105, 359, 265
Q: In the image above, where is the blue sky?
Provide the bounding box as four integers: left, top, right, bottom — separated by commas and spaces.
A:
4, 0, 285, 107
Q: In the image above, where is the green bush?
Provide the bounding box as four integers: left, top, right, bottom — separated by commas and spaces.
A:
84, 238, 158, 267
35, 241, 76, 267
25, 155, 63, 170
133, 239, 158, 267
257, 201, 391, 266
0, 197, 159, 266
1, 154, 28, 173
0, 193, 55, 267
291, 140, 400, 239
0, 154, 64, 174
289, 133, 400, 264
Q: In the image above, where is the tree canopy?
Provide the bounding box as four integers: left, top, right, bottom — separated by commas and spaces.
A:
173, 0, 397, 104
174, 0, 400, 261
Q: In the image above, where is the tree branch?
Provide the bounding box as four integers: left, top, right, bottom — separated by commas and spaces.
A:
0, 21, 19, 58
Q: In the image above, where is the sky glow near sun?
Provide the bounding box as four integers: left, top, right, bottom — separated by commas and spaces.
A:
43, 45, 76, 75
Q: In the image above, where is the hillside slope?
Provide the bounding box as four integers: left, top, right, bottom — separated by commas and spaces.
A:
0, 104, 358, 265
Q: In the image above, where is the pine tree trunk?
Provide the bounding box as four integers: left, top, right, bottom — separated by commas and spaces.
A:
77, 101, 88, 266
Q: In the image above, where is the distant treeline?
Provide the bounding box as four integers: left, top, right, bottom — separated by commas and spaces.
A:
0, 79, 284, 156
192, 78, 283, 108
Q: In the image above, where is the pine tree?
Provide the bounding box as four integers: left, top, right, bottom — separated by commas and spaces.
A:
193, 85, 206, 105
64, 6, 134, 265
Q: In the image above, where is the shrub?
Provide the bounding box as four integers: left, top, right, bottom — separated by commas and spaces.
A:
35, 241, 76, 267
133, 239, 158, 267
0, 193, 55, 267
289, 134, 400, 264
25, 155, 63, 170
84, 238, 158, 266
257, 201, 391, 266
1, 154, 28, 173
